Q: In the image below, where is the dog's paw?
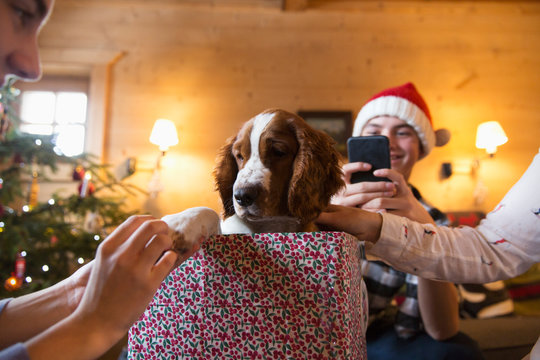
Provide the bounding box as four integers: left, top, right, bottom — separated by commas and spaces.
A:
162, 207, 221, 254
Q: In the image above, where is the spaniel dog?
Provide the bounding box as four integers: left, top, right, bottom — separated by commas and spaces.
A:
216, 108, 344, 233
163, 109, 344, 253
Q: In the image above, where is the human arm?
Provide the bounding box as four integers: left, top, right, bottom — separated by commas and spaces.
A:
417, 278, 459, 340
23, 215, 195, 360
1, 215, 200, 360
318, 150, 540, 283
0, 262, 91, 349
372, 150, 540, 283
318, 205, 537, 283
367, 169, 460, 340
333, 164, 460, 338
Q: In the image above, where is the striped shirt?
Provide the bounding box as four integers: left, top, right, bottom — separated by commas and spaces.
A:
362, 185, 449, 339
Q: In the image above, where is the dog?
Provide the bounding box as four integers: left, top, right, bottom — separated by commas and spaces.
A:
163, 109, 344, 252
215, 108, 344, 233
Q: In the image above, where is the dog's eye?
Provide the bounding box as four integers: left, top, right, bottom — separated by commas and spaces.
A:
271, 146, 287, 158
234, 152, 244, 162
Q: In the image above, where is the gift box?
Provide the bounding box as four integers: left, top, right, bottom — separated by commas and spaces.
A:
128, 231, 368, 359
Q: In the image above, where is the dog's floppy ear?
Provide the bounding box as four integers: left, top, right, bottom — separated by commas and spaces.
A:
214, 135, 238, 218
288, 120, 345, 224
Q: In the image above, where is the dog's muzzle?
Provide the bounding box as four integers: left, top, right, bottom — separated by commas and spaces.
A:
234, 185, 260, 208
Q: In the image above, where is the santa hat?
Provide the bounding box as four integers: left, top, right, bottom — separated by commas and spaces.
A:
352, 82, 450, 158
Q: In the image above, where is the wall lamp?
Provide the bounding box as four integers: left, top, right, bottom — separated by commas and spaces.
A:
440, 121, 508, 180
148, 119, 179, 198
475, 121, 508, 157
149, 119, 179, 156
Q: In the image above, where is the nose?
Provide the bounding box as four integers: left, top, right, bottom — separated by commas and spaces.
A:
234, 186, 260, 207
381, 132, 396, 149
7, 39, 42, 81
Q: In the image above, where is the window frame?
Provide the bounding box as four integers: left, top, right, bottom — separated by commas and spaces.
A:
16, 75, 91, 157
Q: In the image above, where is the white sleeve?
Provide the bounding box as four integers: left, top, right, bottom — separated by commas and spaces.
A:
369, 150, 540, 283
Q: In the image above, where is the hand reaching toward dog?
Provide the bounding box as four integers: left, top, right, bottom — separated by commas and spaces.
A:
18, 215, 201, 360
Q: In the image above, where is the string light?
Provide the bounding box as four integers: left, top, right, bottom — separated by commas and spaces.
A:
22, 205, 30, 212
35, 139, 42, 146
25, 276, 32, 283
4, 275, 21, 291
20, 251, 26, 257
42, 265, 49, 272
48, 199, 55, 205
77, 257, 84, 264
94, 235, 100, 241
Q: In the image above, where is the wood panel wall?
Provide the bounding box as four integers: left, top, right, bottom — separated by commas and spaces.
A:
37, 0, 540, 217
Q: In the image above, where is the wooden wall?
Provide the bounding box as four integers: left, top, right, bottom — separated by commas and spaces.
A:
37, 0, 540, 217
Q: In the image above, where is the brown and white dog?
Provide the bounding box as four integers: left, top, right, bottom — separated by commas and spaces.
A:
216, 108, 344, 234
163, 109, 344, 252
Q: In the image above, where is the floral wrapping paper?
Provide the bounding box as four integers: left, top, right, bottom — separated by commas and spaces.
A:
128, 232, 368, 359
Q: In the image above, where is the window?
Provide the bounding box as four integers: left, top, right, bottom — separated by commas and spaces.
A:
17, 76, 89, 157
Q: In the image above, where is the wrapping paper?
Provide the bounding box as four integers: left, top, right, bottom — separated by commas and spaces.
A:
129, 232, 367, 359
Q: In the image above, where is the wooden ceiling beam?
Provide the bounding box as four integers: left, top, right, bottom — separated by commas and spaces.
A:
282, 0, 308, 11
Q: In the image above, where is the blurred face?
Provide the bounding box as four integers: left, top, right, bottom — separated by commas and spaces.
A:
361, 116, 422, 180
0, 0, 53, 87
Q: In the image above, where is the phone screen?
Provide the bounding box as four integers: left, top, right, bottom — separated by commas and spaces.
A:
347, 136, 391, 183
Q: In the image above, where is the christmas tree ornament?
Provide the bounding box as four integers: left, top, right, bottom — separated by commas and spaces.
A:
0, 102, 10, 141
4, 252, 26, 291
72, 165, 85, 181
79, 172, 95, 198
78, 181, 95, 198
45, 227, 58, 246
28, 171, 39, 208
13, 153, 24, 167
15, 252, 26, 278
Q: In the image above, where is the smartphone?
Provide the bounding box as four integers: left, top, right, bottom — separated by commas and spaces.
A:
347, 135, 391, 183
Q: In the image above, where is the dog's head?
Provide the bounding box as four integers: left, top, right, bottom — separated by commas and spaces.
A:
214, 109, 344, 229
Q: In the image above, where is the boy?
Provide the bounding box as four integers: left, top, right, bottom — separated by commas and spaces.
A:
333, 82, 483, 359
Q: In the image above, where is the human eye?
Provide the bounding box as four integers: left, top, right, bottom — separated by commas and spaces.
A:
9, 1, 37, 27
396, 128, 414, 137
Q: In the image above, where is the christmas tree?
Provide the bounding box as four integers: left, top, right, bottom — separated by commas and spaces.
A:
0, 80, 141, 297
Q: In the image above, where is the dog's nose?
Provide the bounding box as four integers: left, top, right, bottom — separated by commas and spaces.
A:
234, 186, 259, 207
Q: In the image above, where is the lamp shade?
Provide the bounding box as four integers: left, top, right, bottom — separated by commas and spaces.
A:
475, 121, 508, 155
149, 119, 179, 151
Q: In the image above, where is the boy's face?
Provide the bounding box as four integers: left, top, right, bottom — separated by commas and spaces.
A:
361, 116, 422, 181
0, 0, 53, 87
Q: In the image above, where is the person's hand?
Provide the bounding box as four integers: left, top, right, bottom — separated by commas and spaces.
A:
331, 162, 396, 208
362, 168, 434, 224
72, 215, 187, 337
25, 215, 201, 360
316, 204, 383, 243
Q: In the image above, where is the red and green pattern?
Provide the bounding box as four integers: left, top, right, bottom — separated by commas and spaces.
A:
129, 232, 368, 359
